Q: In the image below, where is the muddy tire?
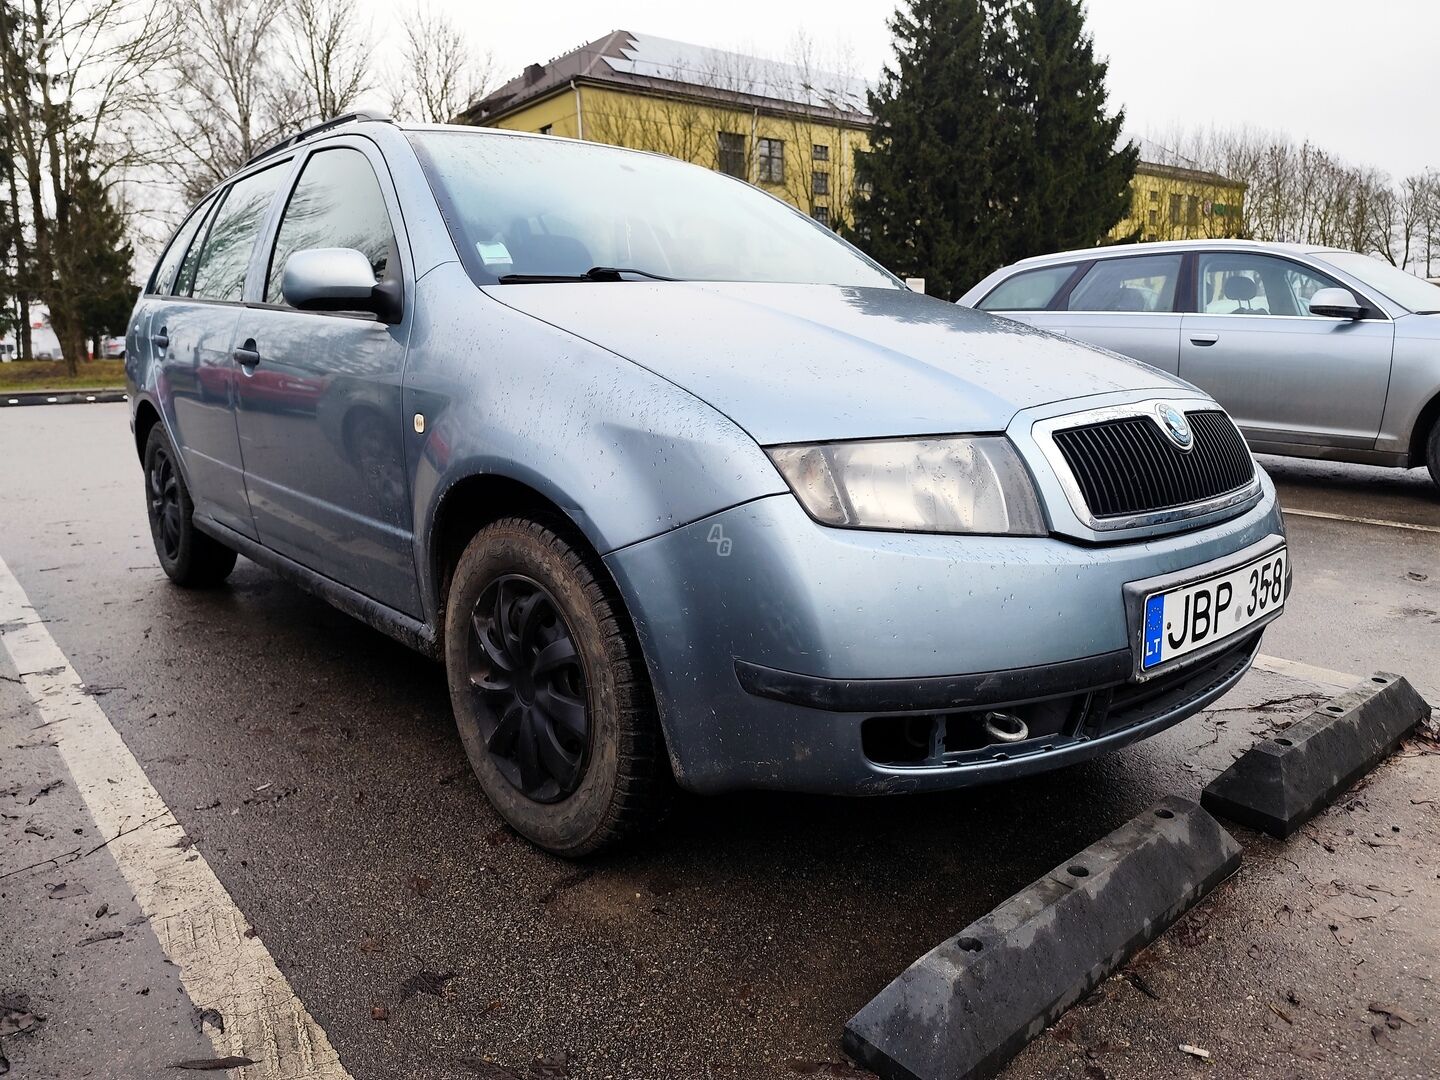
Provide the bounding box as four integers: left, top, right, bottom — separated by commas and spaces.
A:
143, 425, 237, 588
443, 516, 672, 857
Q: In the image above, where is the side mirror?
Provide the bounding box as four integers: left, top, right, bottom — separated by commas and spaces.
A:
1308, 287, 1363, 320
282, 247, 401, 323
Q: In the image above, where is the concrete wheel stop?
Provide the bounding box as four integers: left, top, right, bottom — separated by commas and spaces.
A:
1201, 670, 1430, 838
842, 796, 1241, 1080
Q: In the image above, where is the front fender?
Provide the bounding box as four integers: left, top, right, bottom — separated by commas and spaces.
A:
403, 263, 787, 625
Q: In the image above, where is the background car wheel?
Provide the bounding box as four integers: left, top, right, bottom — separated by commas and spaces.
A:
143, 426, 237, 587
444, 516, 671, 857
1427, 416, 1440, 491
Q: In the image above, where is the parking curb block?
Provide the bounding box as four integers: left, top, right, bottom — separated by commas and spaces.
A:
842, 796, 1241, 1080
1201, 671, 1429, 838
1, 388, 128, 406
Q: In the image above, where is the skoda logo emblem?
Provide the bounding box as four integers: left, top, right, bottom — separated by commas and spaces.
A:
1156, 404, 1193, 450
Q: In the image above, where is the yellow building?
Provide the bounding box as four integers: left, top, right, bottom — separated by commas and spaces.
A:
1112, 143, 1246, 243
458, 30, 873, 230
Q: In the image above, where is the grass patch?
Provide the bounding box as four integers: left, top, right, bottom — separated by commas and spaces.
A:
0, 359, 126, 393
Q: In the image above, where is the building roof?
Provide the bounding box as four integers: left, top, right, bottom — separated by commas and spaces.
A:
461, 30, 873, 127
1130, 137, 1241, 189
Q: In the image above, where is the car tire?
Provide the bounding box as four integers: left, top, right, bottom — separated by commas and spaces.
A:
1428, 416, 1440, 491
444, 516, 672, 857
142, 425, 237, 587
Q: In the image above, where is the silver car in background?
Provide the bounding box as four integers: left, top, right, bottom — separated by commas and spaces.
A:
960, 240, 1440, 488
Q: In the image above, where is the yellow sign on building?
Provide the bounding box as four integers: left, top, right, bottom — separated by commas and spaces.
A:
458, 30, 873, 230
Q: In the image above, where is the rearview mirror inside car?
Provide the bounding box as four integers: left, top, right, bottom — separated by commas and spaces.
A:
1308, 287, 1363, 320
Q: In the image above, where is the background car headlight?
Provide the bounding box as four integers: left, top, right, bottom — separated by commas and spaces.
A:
767, 436, 1046, 535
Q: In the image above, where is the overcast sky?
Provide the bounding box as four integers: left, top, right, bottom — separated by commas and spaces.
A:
369, 0, 1438, 179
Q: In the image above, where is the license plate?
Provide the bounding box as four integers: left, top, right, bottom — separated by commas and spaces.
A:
1140, 547, 1287, 671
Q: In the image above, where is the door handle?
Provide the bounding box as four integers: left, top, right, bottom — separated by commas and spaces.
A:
1190, 333, 1219, 346
151, 328, 169, 351
233, 339, 261, 367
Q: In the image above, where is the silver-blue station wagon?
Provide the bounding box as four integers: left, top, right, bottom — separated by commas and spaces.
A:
127, 114, 1289, 855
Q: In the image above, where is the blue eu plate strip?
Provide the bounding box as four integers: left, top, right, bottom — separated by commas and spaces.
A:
1142, 594, 1165, 669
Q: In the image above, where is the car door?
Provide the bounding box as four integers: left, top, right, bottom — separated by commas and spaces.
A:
151, 163, 292, 538
232, 140, 419, 616
1179, 251, 1396, 448
979, 254, 1184, 376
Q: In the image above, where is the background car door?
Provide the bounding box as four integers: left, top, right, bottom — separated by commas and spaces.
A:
980, 254, 1184, 375
153, 164, 290, 538
1179, 251, 1396, 448
232, 143, 418, 616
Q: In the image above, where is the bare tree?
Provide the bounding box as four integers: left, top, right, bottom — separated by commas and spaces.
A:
1, 0, 174, 373
166, 0, 298, 200
392, 3, 491, 123
285, 0, 369, 123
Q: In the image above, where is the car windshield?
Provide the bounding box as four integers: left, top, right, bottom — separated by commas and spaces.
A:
1315, 251, 1440, 313
408, 130, 898, 289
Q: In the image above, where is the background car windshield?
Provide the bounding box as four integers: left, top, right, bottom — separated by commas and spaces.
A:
1317, 251, 1440, 312
408, 131, 898, 288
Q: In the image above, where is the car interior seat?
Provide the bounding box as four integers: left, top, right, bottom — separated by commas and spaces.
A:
1222, 274, 1268, 315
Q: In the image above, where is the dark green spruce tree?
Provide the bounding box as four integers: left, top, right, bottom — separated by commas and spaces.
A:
991, 0, 1138, 265
853, 0, 1001, 301
60, 170, 135, 355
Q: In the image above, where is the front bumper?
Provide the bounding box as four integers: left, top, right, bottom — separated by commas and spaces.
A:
604, 471, 1287, 794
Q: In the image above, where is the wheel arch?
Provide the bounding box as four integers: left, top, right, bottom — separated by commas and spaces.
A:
427, 470, 614, 650
1407, 387, 1440, 467
133, 397, 163, 462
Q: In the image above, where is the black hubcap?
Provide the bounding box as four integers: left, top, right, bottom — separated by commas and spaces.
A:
466, 574, 590, 803
149, 448, 182, 560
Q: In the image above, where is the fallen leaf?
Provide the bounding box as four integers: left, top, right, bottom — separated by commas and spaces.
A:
78, 929, 123, 946
94, 903, 108, 919
45, 881, 89, 899
398, 970, 454, 1002
0, 1011, 39, 1038
1292, 1045, 1325, 1062
370, 1004, 389, 1022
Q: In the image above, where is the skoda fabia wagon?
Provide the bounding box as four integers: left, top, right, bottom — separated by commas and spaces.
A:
128, 114, 1290, 855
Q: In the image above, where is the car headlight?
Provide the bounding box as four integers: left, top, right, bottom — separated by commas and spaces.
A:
767, 436, 1046, 535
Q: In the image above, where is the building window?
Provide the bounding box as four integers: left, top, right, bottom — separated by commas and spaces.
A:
718, 132, 747, 178
758, 138, 784, 184
811, 206, 830, 227
1187, 195, 1200, 226
1148, 209, 1159, 225
538, 124, 552, 135
812, 143, 829, 161
812, 170, 829, 196
1148, 189, 1159, 203
1169, 193, 1183, 223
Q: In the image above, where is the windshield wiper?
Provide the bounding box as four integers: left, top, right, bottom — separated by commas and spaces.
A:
496, 266, 678, 284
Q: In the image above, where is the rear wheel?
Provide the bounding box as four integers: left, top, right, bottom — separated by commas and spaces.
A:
143, 426, 237, 587
444, 516, 671, 857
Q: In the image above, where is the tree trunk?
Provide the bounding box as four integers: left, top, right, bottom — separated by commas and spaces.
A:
17, 296, 32, 361
49, 306, 86, 376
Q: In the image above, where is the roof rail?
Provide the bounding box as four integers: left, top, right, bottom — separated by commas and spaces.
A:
245, 111, 394, 166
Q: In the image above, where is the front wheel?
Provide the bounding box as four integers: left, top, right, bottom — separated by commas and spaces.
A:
444, 517, 671, 857
143, 426, 237, 587
1427, 416, 1440, 491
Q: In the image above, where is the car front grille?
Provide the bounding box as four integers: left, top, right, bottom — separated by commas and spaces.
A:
1051, 409, 1254, 520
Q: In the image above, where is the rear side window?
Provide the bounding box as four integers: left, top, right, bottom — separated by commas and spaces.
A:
185, 163, 289, 302
977, 265, 1077, 311
265, 148, 398, 306
1067, 254, 1182, 313
147, 197, 214, 295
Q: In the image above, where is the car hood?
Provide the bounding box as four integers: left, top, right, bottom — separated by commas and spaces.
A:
483, 281, 1184, 444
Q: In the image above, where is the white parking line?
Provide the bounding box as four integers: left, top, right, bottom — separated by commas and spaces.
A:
1282, 507, 1440, 535
0, 554, 352, 1080
1254, 653, 1360, 693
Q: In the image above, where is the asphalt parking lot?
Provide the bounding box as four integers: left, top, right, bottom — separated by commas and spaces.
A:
2, 403, 1437, 1080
